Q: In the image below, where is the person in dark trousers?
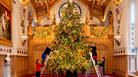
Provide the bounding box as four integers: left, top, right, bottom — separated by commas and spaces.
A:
36, 59, 44, 77
99, 57, 105, 75
66, 70, 77, 77
89, 43, 97, 65
42, 46, 53, 64
66, 70, 71, 77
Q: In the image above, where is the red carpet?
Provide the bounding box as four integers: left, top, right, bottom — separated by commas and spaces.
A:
23, 74, 118, 77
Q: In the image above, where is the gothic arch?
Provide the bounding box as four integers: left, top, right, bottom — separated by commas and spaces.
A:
49, 0, 90, 24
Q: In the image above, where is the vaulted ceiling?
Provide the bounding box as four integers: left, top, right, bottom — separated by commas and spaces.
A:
30, 0, 111, 20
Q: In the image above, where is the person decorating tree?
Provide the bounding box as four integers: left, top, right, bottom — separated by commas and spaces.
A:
99, 57, 105, 75
89, 43, 98, 65
36, 59, 44, 77
42, 46, 53, 64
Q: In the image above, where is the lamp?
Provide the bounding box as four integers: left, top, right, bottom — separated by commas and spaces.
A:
5, 53, 11, 63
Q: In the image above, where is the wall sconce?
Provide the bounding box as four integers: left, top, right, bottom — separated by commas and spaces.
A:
21, 35, 28, 46
114, 35, 121, 46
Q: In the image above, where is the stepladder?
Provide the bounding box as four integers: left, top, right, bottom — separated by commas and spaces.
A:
89, 52, 103, 77
40, 56, 49, 77
40, 53, 59, 77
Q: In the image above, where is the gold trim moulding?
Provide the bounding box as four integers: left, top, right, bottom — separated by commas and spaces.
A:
0, 38, 12, 46
0, 0, 12, 11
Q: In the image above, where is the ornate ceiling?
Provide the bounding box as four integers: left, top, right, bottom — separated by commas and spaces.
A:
80, 0, 111, 18
30, 0, 111, 20
31, 0, 59, 19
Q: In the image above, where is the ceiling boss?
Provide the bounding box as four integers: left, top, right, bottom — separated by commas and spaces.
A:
114, 0, 122, 5
69, 0, 73, 3
20, 0, 30, 6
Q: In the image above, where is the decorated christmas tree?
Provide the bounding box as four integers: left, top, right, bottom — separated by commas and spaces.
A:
47, 1, 90, 73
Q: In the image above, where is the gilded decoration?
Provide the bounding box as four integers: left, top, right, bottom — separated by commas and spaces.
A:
32, 27, 55, 45
114, 0, 122, 5
20, 0, 30, 6
90, 26, 109, 38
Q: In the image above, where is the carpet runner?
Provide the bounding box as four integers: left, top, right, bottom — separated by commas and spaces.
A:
23, 74, 118, 77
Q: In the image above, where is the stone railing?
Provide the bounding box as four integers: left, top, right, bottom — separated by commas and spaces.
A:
114, 48, 127, 56
114, 48, 138, 56
16, 48, 28, 56
0, 46, 12, 55
0, 46, 28, 56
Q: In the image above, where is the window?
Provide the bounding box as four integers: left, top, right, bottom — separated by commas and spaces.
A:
129, 0, 137, 72
130, 0, 136, 51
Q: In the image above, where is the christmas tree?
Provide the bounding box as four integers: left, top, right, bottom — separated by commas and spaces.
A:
47, 1, 90, 73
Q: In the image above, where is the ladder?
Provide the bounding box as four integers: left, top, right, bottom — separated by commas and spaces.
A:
40, 55, 49, 77
89, 52, 102, 77
40, 52, 59, 77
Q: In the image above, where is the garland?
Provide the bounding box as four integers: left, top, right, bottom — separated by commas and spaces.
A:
34, 31, 49, 38
33, 28, 51, 39
91, 26, 109, 38
33, 26, 108, 39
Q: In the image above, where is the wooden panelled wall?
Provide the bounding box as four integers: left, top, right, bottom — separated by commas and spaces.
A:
86, 36, 114, 74
11, 56, 29, 77
0, 56, 4, 77
113, 56, 128, 77
28, 42, 48, 74
28, 47, 46, 74
0, 55, 29, 77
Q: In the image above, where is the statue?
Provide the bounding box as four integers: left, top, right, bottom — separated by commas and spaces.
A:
4, 53, 11, 77
5, 53, 11, 63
